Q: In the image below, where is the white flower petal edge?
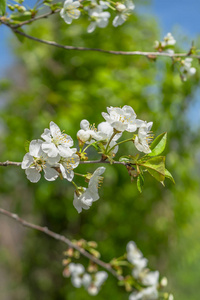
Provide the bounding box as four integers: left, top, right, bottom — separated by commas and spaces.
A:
60, 0, 81, 24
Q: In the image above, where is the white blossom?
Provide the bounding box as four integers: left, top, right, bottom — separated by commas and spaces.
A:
113, 0, 135, 27
134, 121, 153, 154
83, 271, 108, 295
180, 58, 196, 81
77, 119, 105, 144
141, 271, 159, 287
97, 121, 122, 154
155, 33, 176, 49
68, 263, 85, 288
129, 286, 158, 300
59, 151, 80, 181
21, 140, 60, 183
87, 11, 111, 33
60, 0, 81, 24
41, 121, 74, 157
73, 167, 106, 213
126, 241, 148, 278
102, 105, 142, 132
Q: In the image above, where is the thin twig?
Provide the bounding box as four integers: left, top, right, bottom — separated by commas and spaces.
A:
0, 207, 124, 281
1, 19, 200, 59
0, 161, 22, 166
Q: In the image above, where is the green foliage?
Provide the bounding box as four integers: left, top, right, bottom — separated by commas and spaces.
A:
148, 132, 167, 156
0, 0, 6, 15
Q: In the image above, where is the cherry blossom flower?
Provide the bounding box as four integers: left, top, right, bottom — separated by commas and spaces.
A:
129, 286, 158, 300
180, 58, 196, 81
87, 11, 111, 33
82, 271, 108, 295
134, 121, 153, 154
73, 167, 106, 213
68, 263, 85, 288
102, 105, 142, 132
77, 119, 105, 144
41, 121, 74, 157
60, 0, 81, 24
59, 151, 80, 181
126, 241, 148, 278
21, 140, 60, 183
141, 271, 159, 287
113, 0, 135, 27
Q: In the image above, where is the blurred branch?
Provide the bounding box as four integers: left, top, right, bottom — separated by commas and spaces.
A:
0, 160, 129, 167
0, 18, 200, 59
0, 207, 124, 281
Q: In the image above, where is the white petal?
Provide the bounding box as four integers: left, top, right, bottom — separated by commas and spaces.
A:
44, 166, 59, 181
25, 168, 41, 183
29, 140, 42, 157
80, 119, 90, 130
42, 142, 59, 157
21, 153, 34, 169
87, 22, 96, 33
71, 276, 82, 288
41, 128, 51, 142
82, 273, 92, 288
50, 121, 61, 138
95, 271, 108, 287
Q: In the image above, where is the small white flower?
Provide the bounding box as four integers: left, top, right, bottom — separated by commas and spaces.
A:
41, 121, 74, 157
97, 121, 122, 155
87, 11, 111, 33
141, 271, 159, 287
83, 271, 108, 295
59, 152, 80, 181
132, 257, 148, 278
113, 0, 135, 27
77, 119, 105, 144
126, 241, 143, 262
102, 106, 141, 132
60, 0, 81, 24
73, 167, 106, 213
22, 140, 60, 182
68, 263, 85, 288
129, 286, 158, 300
162, 32, 176, 47
180, 58, 196, 81
134, 121, 153, 154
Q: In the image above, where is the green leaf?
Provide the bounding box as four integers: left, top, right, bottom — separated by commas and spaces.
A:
13, 28, 25, 42
165, 168, 175, 184
0, 0, 6, 15
24, 140, 30, 152
10, 11, 32, 21
137, 174, 144, 193
148, 132, 167, 157
119, 156, 130, 163
139, 156, 165, 182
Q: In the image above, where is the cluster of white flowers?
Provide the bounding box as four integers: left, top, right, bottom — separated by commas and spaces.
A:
60, 0, 135, 32
22, 121, 80, 183
154, 32, 176, 54
22, 105, 154, 213
65, 262, 108, 295
180, 58, 196, 81
127, 241, 160, 300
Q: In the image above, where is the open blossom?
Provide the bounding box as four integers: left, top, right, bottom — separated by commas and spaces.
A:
68, 263, 85, 288
60, 0, 81, 24
77, 119, 105, 144
113, 0, 135, 27
180, 58, 196, 81
129, 286, 158, 300
126, 241, 148, 278
59, 151, 80, 181
142, 271, 159, 287
87, 11, 111, 33
102, 105, 142, 132
85, 0, 109, 14
21, 140, 60, 183
73, 167, 106, 213
98, 121, 122, 154
41, 121, 74, 157
134, 121, 153, 154
82, 271, 108, 295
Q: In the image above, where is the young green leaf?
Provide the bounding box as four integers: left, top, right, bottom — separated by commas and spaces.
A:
137, 174, 144, 193
148, 132, 167, 157
0, 0, 6, 15
139, 156, 165, 182
165, 168, 175, 184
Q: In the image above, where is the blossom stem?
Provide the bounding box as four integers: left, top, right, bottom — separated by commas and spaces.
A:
71, 180, 79, 190
107, 138, 134, 154
105, 131, 117, 154
74, 172, 86, 178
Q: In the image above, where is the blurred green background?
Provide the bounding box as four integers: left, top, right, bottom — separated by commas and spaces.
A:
0, 1, 200, 299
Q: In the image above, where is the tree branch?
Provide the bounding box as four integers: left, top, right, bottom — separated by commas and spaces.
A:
0, 161, 22, 166
1, 19, 200, 59
0, 207, 124, 281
